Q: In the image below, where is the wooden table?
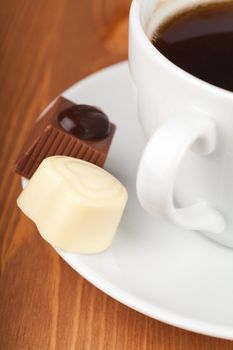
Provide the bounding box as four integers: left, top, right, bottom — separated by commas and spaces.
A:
0, 1, 232, 349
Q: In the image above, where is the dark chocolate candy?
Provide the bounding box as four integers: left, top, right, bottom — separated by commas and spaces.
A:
58, 105, 111, 140
14, 96, 116, 179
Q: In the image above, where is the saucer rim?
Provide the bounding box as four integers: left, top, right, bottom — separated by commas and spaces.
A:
21, 62, 233, 340
55, 245, 233, 340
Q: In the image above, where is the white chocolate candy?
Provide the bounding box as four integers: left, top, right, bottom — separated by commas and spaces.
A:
17, 156, 128, 254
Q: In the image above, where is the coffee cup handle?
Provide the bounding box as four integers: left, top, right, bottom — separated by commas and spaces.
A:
137, 115, 226, 234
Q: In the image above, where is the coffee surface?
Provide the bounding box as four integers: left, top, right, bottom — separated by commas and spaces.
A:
152, 2, 233, 92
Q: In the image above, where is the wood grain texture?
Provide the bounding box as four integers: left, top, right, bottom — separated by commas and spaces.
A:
0, 1, 232, 349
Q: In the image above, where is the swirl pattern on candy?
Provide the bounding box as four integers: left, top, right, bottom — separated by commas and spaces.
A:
17, 156, 128, 254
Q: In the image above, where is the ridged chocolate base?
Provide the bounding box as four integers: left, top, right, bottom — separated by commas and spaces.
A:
14, 97, 116, 179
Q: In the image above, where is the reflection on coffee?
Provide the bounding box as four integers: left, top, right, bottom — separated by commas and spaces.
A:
152, 1, 233, 92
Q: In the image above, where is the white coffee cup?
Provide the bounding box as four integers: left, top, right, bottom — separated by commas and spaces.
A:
129, 0, 233, 248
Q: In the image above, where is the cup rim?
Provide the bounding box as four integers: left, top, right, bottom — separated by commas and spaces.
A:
130, 0, 233, 101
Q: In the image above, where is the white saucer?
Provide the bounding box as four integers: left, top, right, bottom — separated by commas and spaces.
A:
23, 62, 233, 340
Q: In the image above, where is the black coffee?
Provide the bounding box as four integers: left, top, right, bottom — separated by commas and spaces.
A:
152, 1, 233, 92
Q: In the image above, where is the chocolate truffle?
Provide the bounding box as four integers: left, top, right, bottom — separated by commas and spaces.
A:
14, 96, 116, 178
17, 156, 128, 254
